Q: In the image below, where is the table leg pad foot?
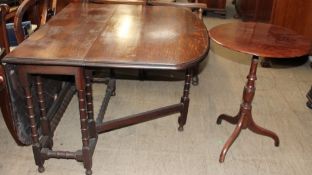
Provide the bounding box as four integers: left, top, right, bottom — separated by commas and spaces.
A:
219, 155, 225, 163
192, 76, 199, 86
219, 119, 244, 163
48, 139, 54, 149
274, 138, 280, 147
307, 101, 312, 109
38, 166, 45, 173
178, 126, 184, 132
112, 91, 116, 96
86, 169, 92, 175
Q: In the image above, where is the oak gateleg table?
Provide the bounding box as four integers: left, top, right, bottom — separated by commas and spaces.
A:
2, 3, 209, 175
209, 22, 311, 163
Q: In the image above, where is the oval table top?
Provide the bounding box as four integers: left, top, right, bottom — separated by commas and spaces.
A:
209, 22, 311, 58
3, 3, 209, 70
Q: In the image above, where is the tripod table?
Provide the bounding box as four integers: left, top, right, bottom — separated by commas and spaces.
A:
209, 22, 311, 163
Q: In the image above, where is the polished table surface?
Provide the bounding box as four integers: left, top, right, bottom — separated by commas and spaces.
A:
3, 3, 209, 69
209, 22, 311, 58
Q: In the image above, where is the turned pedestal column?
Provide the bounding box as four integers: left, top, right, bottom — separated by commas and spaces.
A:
216, 55, 279, 162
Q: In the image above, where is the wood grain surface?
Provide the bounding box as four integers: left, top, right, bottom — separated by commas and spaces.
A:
209, 22, 311, 58
3, 3, 209, 70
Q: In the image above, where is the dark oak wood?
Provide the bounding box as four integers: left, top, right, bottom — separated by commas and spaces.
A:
0, 0, 77, 148
148, 1, 206, 85
96, 103, 184, 133
90, 0, 207, 85
5, 3, 209, 70
95, 77, 116, 124
17, 66, 45, 172
209, 22, 311, 163
35, 76, 53, 149
2, 3, 209, 174
16, 65, 95, 174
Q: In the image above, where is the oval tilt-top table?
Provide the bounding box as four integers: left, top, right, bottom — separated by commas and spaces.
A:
209, 22, 311, 163
2, 2, 209, 175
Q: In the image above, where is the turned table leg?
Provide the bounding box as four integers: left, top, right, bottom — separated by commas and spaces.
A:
192, 64, 199, 86
18, 71, 45, 173
75, 69, 93, 175
36, 76, 53, 149
85, 70, 97, 139
178, 69, 192, 131
216, 55, 280, 163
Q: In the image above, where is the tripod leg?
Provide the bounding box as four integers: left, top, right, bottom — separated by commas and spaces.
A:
219, 116, 244, 163
217, 112, 240, 125
248, 118, 279, 146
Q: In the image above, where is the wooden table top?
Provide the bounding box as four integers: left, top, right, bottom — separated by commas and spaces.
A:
3, 3, 209, 70
209, 22, 311, 58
